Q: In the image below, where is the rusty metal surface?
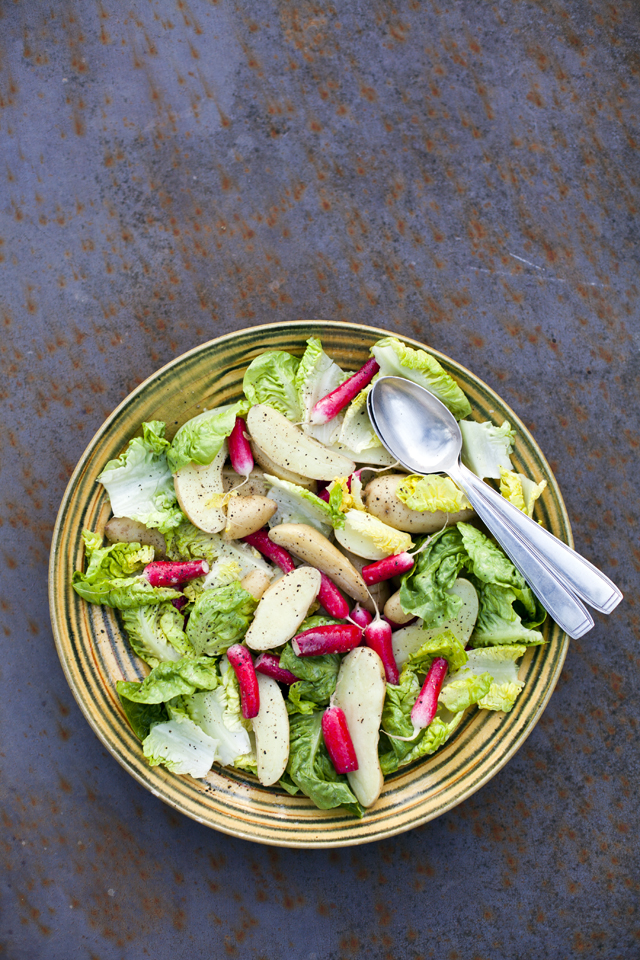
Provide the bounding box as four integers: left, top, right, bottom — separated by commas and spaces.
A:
1, 0, 639, 957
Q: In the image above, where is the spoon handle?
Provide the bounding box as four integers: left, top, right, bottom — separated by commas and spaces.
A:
455, 463, 622, 614
448, 462, 594, 639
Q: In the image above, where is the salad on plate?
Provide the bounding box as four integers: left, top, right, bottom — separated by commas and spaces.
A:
72, 335, 550, 817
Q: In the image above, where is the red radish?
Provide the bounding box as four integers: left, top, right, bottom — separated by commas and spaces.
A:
362, 552, 414, 585
322, 707, 359, 773
243, 530, 295, 572
255, 652, 299, 685
310, 357, 380, 425
292, 624, 362, 657
411, 657, 448, 729
350, 604, 373, 630
226, 644, 260, 719
229, 416, 254, 476
171, 595, 189, 613
143, 559, 209, 587
364, 620, 399, 685
317, 488, 330, 503
317, 573, 350, 619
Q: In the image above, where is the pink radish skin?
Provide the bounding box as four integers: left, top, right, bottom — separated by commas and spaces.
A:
350, 604, 373, 630
171, 595, 189, 614
292, 624, 362, 657
364, 620, 399, 685
229, 416, 254, 477
310, 357, 380, 425
411, 657, 449, 729
317, 573, 350, 619
254, 652, 299, 685
362, 552, 414, 585
143, 559, 209, 587
243, 530, 296, 572
322, 707, 359, 773
226, 644, 260, 719
317, 488, 330, 503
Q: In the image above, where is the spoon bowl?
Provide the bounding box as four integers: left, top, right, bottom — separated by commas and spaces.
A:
368, 376, 621, 639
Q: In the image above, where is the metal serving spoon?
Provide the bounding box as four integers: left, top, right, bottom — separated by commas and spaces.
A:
368, 377, 622, 640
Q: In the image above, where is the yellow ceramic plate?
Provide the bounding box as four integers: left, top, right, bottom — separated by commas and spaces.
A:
49, 321, 570, 847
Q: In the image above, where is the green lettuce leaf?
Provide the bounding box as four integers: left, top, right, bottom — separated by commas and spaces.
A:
167, 402, 247, 474
97, 422, 184, 534
117, 656, 220, 704
279, 642, 341, 716
438, 671, 492, 712
287, 712, 363, 816
295, 337, 346, 445
340, 509, 413, 557
372, 337, 471, 420
459, 419, 515, 480
242, 350, 302, 421
459, 645, 528, 712
186, 583, 257, 656
73, 573, 181, 609
396, 475, 471, 513
116, 686, 168, 741
378, 671, 464, 774
471, 582, 546, 647
499, 468, 547, 518
142, 717, 218, 777
399, 527, 468, 626
183, 684, 252, 766
80, 529, 154, 582
122, 603, 194, 667
265, 474, 345, 533
402, 629, 468, 677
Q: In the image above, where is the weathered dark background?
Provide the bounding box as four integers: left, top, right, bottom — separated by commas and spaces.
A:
1, 1, 638, 958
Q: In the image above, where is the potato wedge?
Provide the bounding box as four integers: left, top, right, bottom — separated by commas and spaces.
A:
222, 465, 270, 497
250, 441, 317, 491
224, 496, 277, 541
252, 674, 290, 786
104, 517, 167, 557
364, 474, 474, 532
247, 404, 355, 481
333, 647, 386, 808
244, 565, 322, 651
383, 590, 415, 626
173, 443, 227, 534
240, 569, 272, 601
392, 578, 479, 666
268, 523, 369, 604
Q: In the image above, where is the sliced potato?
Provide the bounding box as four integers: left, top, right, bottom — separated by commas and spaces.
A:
222, 465, 270, 497
252, 674, 290, 786
173, 443, 228, 534
247, 404, 355, 481
244, 565, 322, 651
383, 590, 415, 626
333, 647, 386, 808
104, 517, 167, 557
224, 496, 277, 541
364, 475, 475, 533
337, 546, 390, 613
268, 523, 370, 604
240, 569, 272, 601
392, 578, 479, 666
250, 441, 317, 491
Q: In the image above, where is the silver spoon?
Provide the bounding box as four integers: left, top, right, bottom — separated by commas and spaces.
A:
368, 377, 622, 639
